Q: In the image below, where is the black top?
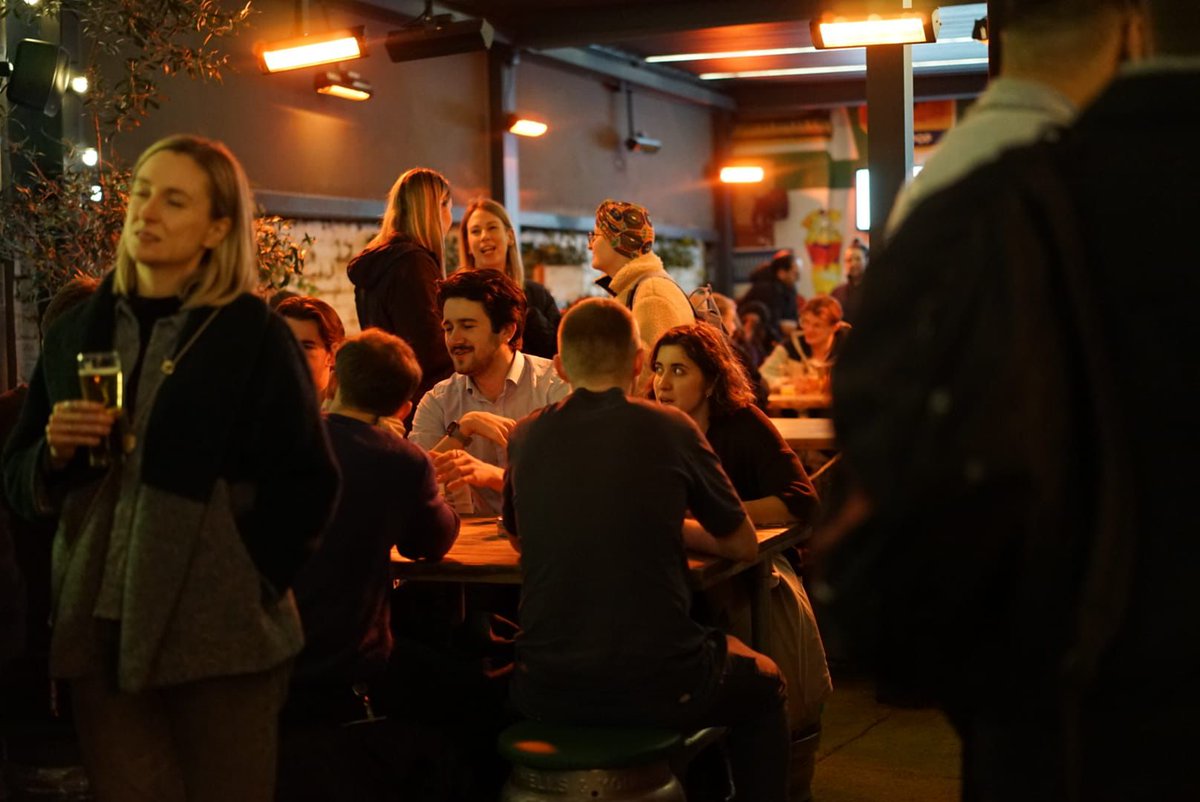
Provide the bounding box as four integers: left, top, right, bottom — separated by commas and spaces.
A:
706, 405, 818, 523
292, 414, 458, 687
346, 236, 454, 404
125, 294, 182, 414
503, 388, 747, 724
521, 280, 562, 359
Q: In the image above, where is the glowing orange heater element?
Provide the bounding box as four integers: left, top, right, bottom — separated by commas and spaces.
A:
256, 27, 365, 73
811, 10, 940, 49
507, 117, 549, 137
720, 166, 765, 184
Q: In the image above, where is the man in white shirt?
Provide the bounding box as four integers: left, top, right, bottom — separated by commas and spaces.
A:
410, 269, 569, 515
888, 0, 1142, 233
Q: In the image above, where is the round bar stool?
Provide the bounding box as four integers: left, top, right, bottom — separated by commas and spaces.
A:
498, 721, 686, 801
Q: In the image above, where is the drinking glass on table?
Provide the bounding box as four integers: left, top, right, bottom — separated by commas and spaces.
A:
76, 351, 122, 468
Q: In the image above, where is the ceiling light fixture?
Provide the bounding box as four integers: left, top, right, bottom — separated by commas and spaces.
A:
507, 115, 548, 137
69, 74, 88, 94
700, 56, 988, 80
720, 166, 765, 184
255, 26, 365, 73
646, 46, 818, 63
811, 10, 941, 49
314, 69, 372, 101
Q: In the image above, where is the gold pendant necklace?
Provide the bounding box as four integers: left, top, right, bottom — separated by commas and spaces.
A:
161, 307, 221, 376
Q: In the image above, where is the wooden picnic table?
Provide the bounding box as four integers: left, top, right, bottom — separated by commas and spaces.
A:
391, 518, 808, 650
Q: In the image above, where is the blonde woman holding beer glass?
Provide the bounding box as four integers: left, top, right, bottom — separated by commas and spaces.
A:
1, 135, 338, 802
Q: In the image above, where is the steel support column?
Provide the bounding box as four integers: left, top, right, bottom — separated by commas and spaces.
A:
865, 44, 913, 252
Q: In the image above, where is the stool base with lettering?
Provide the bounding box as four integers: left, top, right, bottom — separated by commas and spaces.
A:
498, 721, 695, 801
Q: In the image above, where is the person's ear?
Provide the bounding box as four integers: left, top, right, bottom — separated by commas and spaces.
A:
631, 347, 645, 381
395, 400, 413, 422
553, 354, 571, 384
203, 216, 232, 249
1122, 6, 1149, 63
500, 321, 519, 347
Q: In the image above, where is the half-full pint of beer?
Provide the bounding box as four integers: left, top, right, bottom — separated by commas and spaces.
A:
76, 351, 123, 468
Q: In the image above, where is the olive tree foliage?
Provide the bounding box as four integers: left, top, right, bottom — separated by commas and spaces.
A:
0, 0, 312, 302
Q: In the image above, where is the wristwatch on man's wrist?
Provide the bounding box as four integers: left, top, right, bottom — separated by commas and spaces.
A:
445, 420, 473, 447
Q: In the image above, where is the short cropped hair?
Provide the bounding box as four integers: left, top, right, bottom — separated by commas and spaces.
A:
558, 298, 640, 383
437, 268, 527, 347
1003, 0, 1139, 71
276, 296, 346, 353
334, 329, 422, 418
1146, 0, 1200, 55
41, 275, 99, 337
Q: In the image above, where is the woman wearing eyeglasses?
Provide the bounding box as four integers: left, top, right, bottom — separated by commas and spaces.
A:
348, 168, 455, 407
458, 197, 561, 358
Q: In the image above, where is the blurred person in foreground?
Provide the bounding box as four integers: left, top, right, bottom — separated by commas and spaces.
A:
2, 134, 338, 802
503, 298, 788, 802
887, 0, 1143, 233
823, 1, 1200, 799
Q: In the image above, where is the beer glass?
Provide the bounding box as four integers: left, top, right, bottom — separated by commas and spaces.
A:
76, 351, 123, 468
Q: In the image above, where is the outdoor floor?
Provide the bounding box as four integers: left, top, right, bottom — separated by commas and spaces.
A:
810, 675, 962, 802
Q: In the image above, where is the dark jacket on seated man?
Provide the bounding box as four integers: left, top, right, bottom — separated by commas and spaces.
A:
290, 414, 458, 710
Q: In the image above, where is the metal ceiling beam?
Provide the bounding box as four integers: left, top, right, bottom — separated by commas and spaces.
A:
730, 72, 986, 115
505, 1, 819, 49
530, 47, 735, 110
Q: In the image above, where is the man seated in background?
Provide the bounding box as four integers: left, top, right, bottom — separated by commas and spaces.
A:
410, 269, 568, 515
503, 298, 789, 802
738, 249, 803, 345
287, 328, 458, 722
276, 295, 345, 405
830, 241, 867, 325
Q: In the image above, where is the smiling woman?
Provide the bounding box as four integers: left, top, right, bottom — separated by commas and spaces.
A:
2, 134, 339, 802
458, 197, 562, 358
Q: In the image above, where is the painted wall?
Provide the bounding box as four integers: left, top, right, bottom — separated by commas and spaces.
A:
106, 0, 719, 234
108, 0, 492, 205
516, 60, 716, 229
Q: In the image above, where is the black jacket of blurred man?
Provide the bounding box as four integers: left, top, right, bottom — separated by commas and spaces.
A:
825, 1, 1199, 800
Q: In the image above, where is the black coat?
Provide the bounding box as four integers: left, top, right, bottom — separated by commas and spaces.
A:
347, 236, 454, 403
521, 280, 561, 359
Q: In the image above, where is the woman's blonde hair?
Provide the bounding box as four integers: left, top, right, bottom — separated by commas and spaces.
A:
114, 134, 256, 308
458, 197, 525, 285
369, 167, 450, 270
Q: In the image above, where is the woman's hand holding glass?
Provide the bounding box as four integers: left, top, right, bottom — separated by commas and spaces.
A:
44, 400, 118, 471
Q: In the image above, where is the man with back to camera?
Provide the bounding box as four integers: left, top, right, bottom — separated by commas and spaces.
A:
827, 0, 1200, 798
887, 0, 1142, 233
287, 328, 458, 718
502, 298, 789, 802
589, 199, 694, 395
410, 269, 568, 516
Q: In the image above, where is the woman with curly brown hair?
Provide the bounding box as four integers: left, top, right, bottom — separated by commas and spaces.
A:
652, 324, 817, 525
651, 323, 831, 745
